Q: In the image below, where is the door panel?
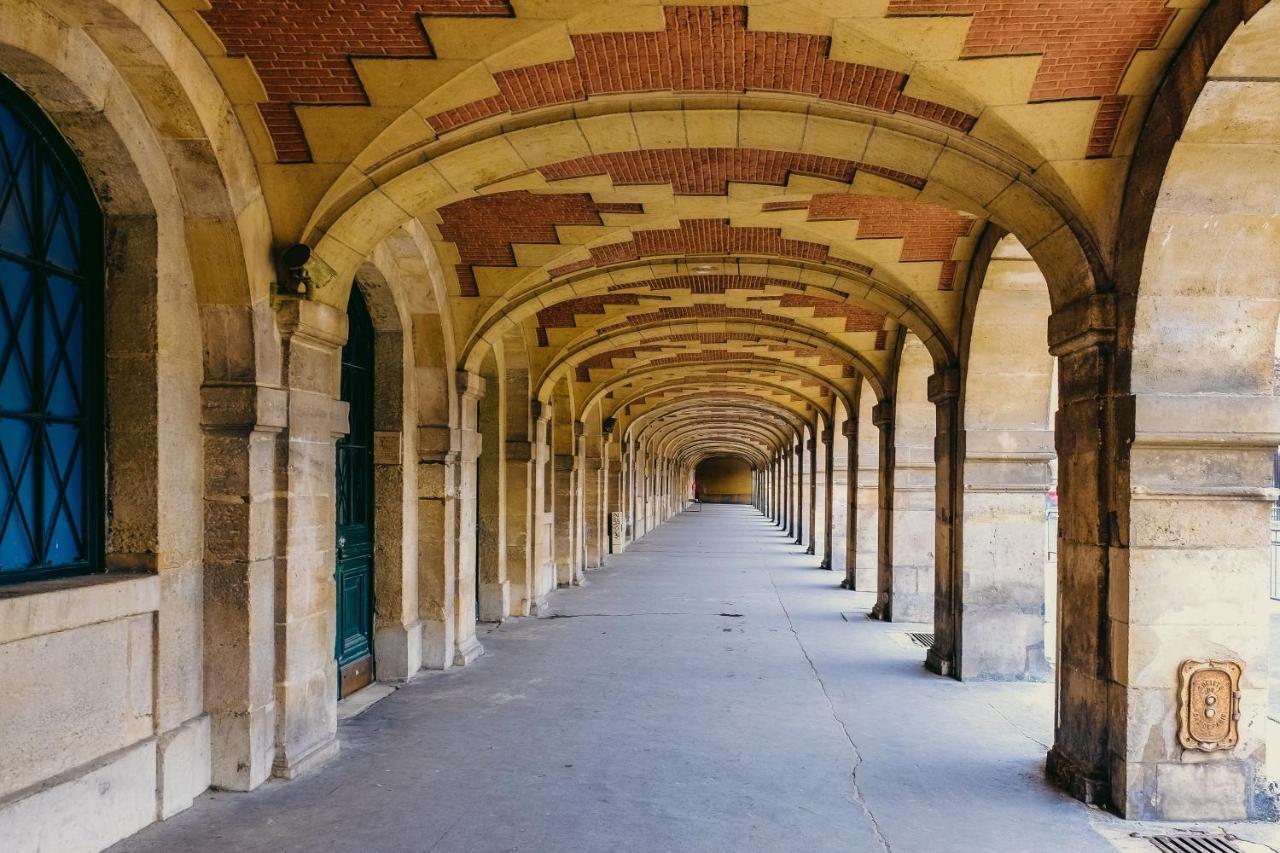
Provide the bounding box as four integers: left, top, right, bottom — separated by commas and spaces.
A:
336, 286, 375, 698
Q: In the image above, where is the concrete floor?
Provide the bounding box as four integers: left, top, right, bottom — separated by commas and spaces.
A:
111, 506, 1278, 853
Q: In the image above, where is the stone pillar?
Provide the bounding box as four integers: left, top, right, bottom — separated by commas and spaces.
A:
821, 421, 837, 570
583, 431, 604, 569
503, 368, 534, 616
418, 421, 459, 668
606, 437, 624, 556
854, 394, 880, 591
926, 367, 962, 677
272, 298, 346, 779
871, 400, 896, 620
1044, 300, 1121, 808
792, 437, 803, 542
554, 448, 579, 586
835, 416, 856, 583
813, 425, 829, 564
476, 368, 508, 625
807, 430, 819, 556
530, 408, 555, 610
504, 436, 534, 616
201, 382, 285, 791
453, 371, 485, 666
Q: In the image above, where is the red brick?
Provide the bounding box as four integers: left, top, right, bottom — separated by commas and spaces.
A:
436, 191, 642, 295
200, 0, 512, 161
539, 148, 926, 195
546, 219, 873, 279
428, 7, 976, 135
886, 1, 1174, 103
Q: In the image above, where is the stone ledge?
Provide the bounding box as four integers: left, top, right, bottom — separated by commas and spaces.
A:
0, 572, 159, 646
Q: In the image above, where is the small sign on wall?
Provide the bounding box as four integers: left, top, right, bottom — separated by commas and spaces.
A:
373, 431, 402, 465
1178, 659, 1242, 751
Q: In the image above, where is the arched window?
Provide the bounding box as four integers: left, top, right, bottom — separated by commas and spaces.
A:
0, 78, 101, 584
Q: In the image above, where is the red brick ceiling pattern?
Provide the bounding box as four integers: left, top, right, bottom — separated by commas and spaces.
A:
427, 6, 977, 134
436, 191, 642, 295
607, 275, 807, 295
534, 278, 885, 346
576, 334, 856, 381
887, 0, 1174, 102
765, 194, 976, 289
539, 149, 926, 195
886, 0, 1176, 157
200, 1, 512, 161
547, 219, 872, 279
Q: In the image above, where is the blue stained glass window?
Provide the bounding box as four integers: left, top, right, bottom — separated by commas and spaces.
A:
0, 78, 101, 583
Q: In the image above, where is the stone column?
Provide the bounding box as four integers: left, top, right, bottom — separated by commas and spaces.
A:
792, 437, 803, 542
606, 436, 624, 556
502, 369, 534, 616
554, 442, 578, 586
503, 437, 534, 616
530, 408, 554, 610
583, 431, 604, 569
1044, 300, 1120, 808
476, 368, 508, 625
453, 371, 485, 666
418, 421, 459, 669
854, 394, 879, 591
201, 381, 285, 791
871, 400, 896, 620
835, 417, 856, 583
272, 298, 346, 779
821, 422, 837, 570
807, 429, 820, 556
926, 367, 962, 677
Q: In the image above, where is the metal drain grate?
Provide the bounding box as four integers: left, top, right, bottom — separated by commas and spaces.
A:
907, 632, 934, 648
1148, 835, 1241, 853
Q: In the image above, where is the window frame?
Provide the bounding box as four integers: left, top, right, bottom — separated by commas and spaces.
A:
0, 75, 104, 586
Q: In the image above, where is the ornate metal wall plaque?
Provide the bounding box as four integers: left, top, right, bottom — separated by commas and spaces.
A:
1178, 660, 1242, 751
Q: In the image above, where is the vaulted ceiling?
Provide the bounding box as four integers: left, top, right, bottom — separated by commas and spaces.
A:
168, 0, 1204, 462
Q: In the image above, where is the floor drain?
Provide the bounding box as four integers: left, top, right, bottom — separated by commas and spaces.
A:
907, 632, 934, 648
1147, 836, 1241, 853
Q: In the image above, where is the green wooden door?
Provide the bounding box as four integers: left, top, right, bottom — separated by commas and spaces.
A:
335, 286, 374, 698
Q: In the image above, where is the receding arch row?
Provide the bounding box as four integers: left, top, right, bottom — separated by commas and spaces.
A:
304, 105, 1104, 324
536, 320, 887, 406
464, 255, 958, 378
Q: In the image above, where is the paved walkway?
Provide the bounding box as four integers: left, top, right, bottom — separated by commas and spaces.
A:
110, 506, 1271, 853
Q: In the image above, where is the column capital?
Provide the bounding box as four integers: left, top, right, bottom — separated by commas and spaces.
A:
871, 399, 894, 429
1048, 294, 1117, 357
456, 370, 485, 401
276, 296, 347, 348
841, 419, 855, 437
927, 367, 961, 404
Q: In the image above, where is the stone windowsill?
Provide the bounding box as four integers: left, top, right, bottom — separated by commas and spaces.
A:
0, 572, 159, 646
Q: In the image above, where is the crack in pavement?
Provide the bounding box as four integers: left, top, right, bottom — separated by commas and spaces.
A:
769, 570, 894, 853
984, 700, 1051, 751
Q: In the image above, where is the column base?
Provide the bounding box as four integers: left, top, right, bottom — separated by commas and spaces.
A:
374, 621, 422, 682
209, 701, 275, 791
272, 735, 339, 781
453, 634, 485, 667
157, 713, 211, 818
529, 595, 551, 617
1046, 745, 1109, 809
924, 647, 954, 678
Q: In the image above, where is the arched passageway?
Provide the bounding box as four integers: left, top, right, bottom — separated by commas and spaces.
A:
3, 2, 1280, 851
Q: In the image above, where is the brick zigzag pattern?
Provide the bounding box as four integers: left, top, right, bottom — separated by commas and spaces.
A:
886, 0, 1176, 157
429, 6, 976, 136
200, 0, 512, 162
